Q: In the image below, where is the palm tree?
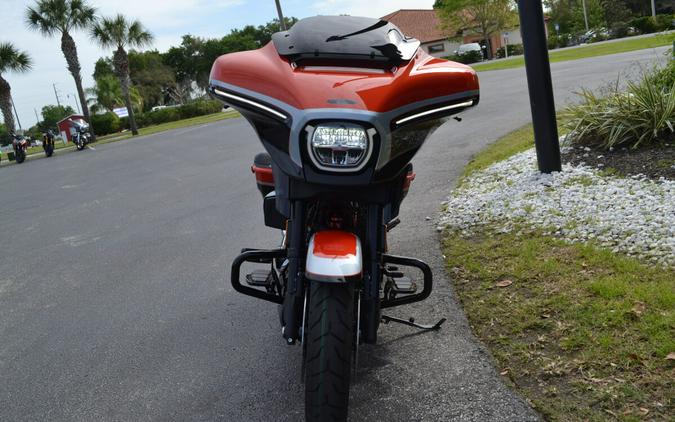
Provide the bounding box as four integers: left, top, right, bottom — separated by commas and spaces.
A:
86, 74, 143, 113
0, 42, 32, 133
91, 14, 152, 136
26, 0, 97, 138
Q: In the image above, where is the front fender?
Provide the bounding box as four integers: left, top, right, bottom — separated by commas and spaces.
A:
305, 231, 362, 283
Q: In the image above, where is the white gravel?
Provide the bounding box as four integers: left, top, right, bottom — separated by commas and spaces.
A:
439, 148, 675, 268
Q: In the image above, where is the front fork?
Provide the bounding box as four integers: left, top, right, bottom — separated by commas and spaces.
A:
281, 201, 384, 345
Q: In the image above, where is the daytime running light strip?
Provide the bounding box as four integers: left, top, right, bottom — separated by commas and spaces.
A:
395, 100, 474, 125
214, 88, 287, 120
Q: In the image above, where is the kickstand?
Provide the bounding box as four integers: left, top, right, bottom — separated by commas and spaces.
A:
381, 315, 446, 331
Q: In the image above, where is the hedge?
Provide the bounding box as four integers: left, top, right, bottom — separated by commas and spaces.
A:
93, 99, 224, 136
446, 50, 484, 64
496, 44, 524, 58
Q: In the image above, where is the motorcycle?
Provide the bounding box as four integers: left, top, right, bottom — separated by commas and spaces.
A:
11, 132, 29, 164
43, 129, 55, 157
71, 119, 91, 150
209, 15, 479, 421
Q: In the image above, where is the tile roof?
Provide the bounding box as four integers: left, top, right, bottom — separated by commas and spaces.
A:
381, 9, 454, 43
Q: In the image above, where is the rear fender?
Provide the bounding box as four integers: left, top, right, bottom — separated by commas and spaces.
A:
306, 231, 362, 283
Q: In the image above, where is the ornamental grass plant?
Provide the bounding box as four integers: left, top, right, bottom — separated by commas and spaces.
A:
563, 61, 675, 150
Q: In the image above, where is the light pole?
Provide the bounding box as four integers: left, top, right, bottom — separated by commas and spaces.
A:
275, 0, 287, 31
581, 0, 589, 32
68, 93, 81, 114
10, 96, 22, 131
651, 0, 656, 18
53, 83, 62, 107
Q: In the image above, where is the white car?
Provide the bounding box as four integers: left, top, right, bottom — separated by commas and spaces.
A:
454, 43, 485, 58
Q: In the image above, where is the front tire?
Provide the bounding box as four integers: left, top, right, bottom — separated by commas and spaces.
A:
305, 282, 354, 422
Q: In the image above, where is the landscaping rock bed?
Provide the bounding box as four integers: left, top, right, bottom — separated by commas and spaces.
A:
562, 143, 674, 180
439, 147, 675, 268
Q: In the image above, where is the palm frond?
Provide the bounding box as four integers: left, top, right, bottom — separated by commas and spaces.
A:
0, 42, 33, 74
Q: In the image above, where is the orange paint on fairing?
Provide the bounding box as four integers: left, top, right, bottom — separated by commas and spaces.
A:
312, 231, 358, 258
210, 42, 479, 113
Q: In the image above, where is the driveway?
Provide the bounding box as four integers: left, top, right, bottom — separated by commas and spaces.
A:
0, 46, 667, 421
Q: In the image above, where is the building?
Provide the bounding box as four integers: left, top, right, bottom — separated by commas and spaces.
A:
382, 9, 531, 58
381, 9, 460, 58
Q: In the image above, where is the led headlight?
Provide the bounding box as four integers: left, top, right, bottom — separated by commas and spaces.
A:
309, 123, 370, 170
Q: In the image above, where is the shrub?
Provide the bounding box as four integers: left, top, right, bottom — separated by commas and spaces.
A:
548, 34, 571, 49
562, 68, 675, 149
610, 22, 630, 38
147, 107, 180, 125
447, 50, 483, 64
654, 14, 674, 31
113, 100, 224, 131
496, 44, 523, 58
177, 100, 222, 119
91, 112, 120, 136
630, 16, 657, 34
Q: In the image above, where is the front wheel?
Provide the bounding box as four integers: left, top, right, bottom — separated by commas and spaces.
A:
304, 282, 354, 422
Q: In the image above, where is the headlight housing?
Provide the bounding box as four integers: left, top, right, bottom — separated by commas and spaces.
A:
307, 123, 371, 171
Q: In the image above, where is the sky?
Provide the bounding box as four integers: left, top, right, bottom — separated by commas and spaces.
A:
1, 0, 435, 129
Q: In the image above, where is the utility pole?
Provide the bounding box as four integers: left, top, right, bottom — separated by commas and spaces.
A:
34, 108, 40, 125
275, 0, 287, 31
10, 96, 22, 131
68, 93, 81, 114
651, 0, 656, 18
53, 83, 61, 107
517, 0, 561, 173
581, 0, 589, 32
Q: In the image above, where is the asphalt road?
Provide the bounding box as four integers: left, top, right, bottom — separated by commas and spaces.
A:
0, 47, 667, 421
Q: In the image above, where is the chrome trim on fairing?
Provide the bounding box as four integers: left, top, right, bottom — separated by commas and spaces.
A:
394, 100, 474, 125
212, 88, 288, 121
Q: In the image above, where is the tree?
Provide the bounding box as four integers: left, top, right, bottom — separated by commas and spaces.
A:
26, 0, 97, 139
91, 14, 153, 136
127, 50, 175, 110
87, 74, 143, 113
435, 0, 517, 59
0, 42, 32, 133
39, 104, 74, 131
161, 17, 298, 95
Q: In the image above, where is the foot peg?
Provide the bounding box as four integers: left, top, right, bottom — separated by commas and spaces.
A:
245, 269, 273, 287
381, 315, 446, 331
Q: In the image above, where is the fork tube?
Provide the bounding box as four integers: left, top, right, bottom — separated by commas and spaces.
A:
282, 200, 306, 343
362, 203, 383, 344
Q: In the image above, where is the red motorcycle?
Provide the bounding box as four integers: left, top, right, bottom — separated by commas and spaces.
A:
11, 132, 30, 164
210, 15, 479, 421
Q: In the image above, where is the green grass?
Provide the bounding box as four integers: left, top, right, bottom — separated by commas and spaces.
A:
461, 124, 535, 180
471, 33, 675, 72
442, 229, 674, 421
446, 117, 674, 419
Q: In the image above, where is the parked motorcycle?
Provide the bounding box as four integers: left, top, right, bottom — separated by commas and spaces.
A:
71, 119, 90, 150
209, 16, 479, 421
11, 132, 29, 164
43, 129, 55, 157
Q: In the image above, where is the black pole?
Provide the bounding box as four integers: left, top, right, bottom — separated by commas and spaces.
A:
275, 0, 287, 31
10, 96, 22, 131
517, 0, 561, 173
